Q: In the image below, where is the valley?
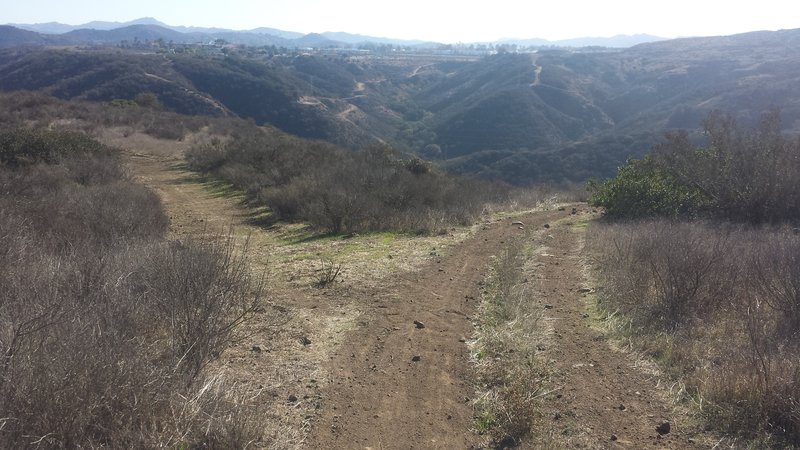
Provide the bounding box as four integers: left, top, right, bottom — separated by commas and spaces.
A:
3, 27, 800, 185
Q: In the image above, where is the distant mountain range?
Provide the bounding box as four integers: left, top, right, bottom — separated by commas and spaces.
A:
3, 17, 665, 48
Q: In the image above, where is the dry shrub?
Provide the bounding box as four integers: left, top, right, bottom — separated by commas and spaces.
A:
589, 220, 800, 445
187, 128, 507, 234
0, 217, 264, 449
136, 236, 261, 379
0, 91, 207, 140
0, 130, 265, 448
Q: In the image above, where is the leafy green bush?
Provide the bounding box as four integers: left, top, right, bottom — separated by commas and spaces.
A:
589, 111, 800, 223
587, 156, 709, 219
0, 128, 112, 167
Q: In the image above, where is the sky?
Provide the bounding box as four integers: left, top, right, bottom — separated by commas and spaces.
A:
4, 0, 800, 43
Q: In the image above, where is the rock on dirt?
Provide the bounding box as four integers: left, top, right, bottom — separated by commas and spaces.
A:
414, 320, 426, 329
656, 420, 671, 435
511, 221, 524, 226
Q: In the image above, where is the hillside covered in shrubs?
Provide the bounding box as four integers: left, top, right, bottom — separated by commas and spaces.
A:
0, 128, 264, 447
588, 111, 800, 446
186, 125, 507, 233
4, 27, 800, 185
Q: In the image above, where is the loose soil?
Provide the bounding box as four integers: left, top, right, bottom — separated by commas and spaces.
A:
110, 129, 713, 449
521, 215, 713, 449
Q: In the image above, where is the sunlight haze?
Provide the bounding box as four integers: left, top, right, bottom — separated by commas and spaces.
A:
4, 0, 799, 42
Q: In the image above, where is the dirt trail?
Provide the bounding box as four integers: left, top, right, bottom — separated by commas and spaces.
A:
524, 214, 710, 449
106, 129, 708, 448
308, 210, 565, 449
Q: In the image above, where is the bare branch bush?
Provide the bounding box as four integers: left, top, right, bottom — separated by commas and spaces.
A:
0, 129, 266, 448
315, 257, 342, 288
589, 220, 800, 444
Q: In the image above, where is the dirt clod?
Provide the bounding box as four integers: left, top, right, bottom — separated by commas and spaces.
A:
656, 420, 671, 435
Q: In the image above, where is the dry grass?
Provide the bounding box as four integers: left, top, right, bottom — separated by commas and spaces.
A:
588, 220, 800, 447
470, 236, 550, 447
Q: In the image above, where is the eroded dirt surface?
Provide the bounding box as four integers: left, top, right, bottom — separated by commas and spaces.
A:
109, 129, 712, 449
523, 214, 712, 449
308, 210, 565, 450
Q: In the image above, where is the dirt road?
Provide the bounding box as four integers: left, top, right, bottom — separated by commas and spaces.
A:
524, 216, 709, 449
112, 130, 709, 449
308, 211, 710, 449
308, 210, 564, 449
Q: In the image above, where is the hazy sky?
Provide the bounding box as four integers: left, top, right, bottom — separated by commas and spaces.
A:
4, 0, 799, 42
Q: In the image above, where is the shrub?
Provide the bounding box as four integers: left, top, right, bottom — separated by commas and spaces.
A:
589, 220, 800, 444
0, 128, 113, 167
187, 127, 504, 233
0, 128, 264, 448
589, 110, 800, 223
586, 156, 708, 219
135, 236, 261, 378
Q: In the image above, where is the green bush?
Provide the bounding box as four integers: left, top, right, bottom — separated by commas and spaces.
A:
0, 128, 112, 167
589, 111, 800, 224
587, 156, 709, 219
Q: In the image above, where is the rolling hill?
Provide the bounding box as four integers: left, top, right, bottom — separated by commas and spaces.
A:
1, 27, 800, 184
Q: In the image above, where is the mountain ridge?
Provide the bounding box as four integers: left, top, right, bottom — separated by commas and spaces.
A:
1, 25, 799, 185
5, 17, 666, 48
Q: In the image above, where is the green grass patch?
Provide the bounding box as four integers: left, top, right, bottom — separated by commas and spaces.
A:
179, 171, 242, 199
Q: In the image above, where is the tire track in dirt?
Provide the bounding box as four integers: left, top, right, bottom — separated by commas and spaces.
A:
526, 213, 712, 449
308, 210, 564, 449
107, 128, 710, 448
